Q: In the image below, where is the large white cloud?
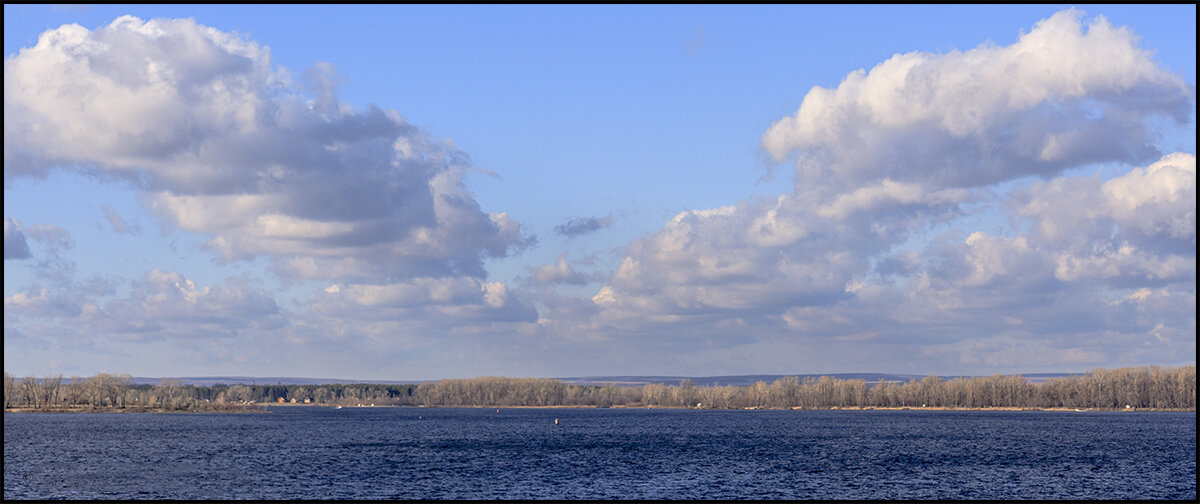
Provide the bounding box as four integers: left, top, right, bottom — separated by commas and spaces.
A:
4, 15, 533, 283
3, 10, 1193, 378
835, 150, 1195, 370
581, 175, 972, 343
565, 10, 1195, 372
1016, 152, 1195, 251
761, 9, 1193, 191
1011, 152, 1195, 285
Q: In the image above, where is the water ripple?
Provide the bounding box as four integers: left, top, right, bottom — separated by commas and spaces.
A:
4, 408, 1195, 499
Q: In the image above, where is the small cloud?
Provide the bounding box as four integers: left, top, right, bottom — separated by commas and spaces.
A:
530, 254, 589, 286
25, 224, 72, 249
3, 219, 72, 259
102, 206, 141, 235
554, 215, 613, 238
4, 218, 32, 260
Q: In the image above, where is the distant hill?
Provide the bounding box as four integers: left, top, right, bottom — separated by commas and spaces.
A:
130, 372, 1083, 387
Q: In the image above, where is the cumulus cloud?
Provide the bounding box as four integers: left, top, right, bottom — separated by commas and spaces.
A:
1017, 153, 1195, 249
1008, 152, 1195, 285
4, 286, 86, 318
583, 173, 970, 341
529, 253, 589, 286
312, 276, 538, 326
863, 162, 1189, 308
762, 9, 1192, 191
554, 215, 613, 238
4, 270, 286, 342
1015, 152, 1195, 252
106, 271, 284, 341
3, 10, 1193, 377
816, 180, 972, 220
587, 198, 865, 340
567, 9, 1195, 371
834, 151, 1195, 370
4, 218, 31, 259
4, 15, 533, 283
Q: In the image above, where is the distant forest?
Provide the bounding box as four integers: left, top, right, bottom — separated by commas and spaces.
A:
3, 365, 1195, 412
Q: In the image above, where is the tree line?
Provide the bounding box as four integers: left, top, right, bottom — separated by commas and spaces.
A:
1, 373, 252, 412
3, 365, 1194, 411
0, 373, 421, 411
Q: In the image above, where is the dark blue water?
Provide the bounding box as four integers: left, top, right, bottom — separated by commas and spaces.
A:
4, 407, 1195, 499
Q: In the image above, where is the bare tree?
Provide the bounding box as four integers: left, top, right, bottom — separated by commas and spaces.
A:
3, 372, 14, 408
19, 375, 39, 408
41, 374, 63, 408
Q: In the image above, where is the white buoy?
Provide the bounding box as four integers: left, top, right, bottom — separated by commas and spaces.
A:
554, 418, 559, 425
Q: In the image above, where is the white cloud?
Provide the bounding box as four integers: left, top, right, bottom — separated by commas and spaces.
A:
562, 10, 1195, 371
308, 276, 538, 334
761, 9, 1192, 190
585, 197, 869, 340
574, 9, 1195, 344
3, 9, 1193, 378
1010, 152, 1195, 285
4, 286, 84, 318
530, 253, 589, 286
5, 270, 286, 342
958, 232, 1044, 287
817, 180, 971, 220
4, 15, 533, 284
1052, 242, 1194, 284
1016, 153, 1195, 252
1101, 152, 1196, 245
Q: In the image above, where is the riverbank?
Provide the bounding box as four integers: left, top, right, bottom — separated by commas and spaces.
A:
248, 403, 1194, 412
8, 403, 1193, 413
806, 405, 1194, 412
4, 404, 267, 413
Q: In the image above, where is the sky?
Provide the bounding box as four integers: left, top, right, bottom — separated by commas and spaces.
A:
4, 4, 1196, 381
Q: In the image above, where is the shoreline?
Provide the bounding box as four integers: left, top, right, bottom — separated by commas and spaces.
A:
240, 403, 1198, 412
4, 405, 267, 414
7, 404, 1193, 413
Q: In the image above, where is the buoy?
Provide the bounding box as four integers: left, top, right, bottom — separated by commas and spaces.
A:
497, 409, 500, 413
555, 418, 559, 425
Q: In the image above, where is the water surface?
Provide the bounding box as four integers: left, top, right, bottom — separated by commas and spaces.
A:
4, 407, 1195, 499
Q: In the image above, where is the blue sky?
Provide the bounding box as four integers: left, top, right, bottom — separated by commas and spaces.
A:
4, 4, 1195, 380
